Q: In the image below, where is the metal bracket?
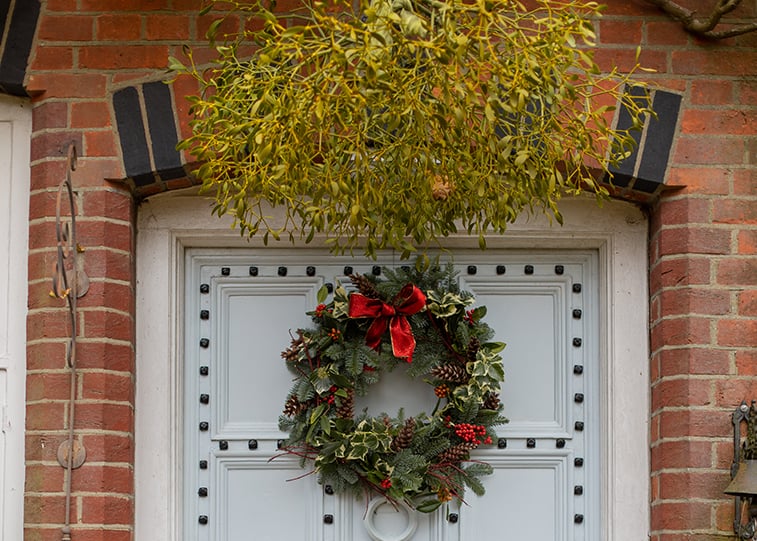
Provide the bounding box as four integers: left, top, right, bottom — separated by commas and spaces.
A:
57, 440, 86, 469
730, 400, 756, 536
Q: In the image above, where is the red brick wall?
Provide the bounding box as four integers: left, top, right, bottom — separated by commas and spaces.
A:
21, 1, 756, 540
630, 0, 757, 538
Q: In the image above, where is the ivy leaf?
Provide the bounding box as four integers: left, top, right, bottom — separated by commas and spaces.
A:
415, 499, 443, 513
471, 306, 487, 320
317, 285, 329, 304
346, 445, 369, 461
320, 414, 332, 435
482, 341, 505, 355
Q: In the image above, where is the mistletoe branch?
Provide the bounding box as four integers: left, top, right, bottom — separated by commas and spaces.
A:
644, 0, 757, 38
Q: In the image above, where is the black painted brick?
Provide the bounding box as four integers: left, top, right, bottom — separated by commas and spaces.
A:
608, 85, 648, 186
637, 90, 682, 186
114, 86, 152, 178
631, 178, 662, 193
132, 172, 158, 187
0, 0, 40, 96
143, 81, 182, 172
0, 0, 12, 44
158, 166, 187, 181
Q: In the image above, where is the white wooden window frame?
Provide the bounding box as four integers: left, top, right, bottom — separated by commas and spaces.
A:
0, 95, 31, 541
135, 193, 650, 541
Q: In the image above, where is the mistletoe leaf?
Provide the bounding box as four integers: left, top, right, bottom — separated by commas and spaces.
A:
175, 0, 651, 259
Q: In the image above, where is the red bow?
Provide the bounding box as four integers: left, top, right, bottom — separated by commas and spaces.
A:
348, 284, 427, 361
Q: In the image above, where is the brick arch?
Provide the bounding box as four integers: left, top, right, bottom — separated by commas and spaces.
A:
0, 0, 40, 96
112, 79, 682, 203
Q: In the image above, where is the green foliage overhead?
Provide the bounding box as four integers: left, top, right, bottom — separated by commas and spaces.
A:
173, 0, 651, 258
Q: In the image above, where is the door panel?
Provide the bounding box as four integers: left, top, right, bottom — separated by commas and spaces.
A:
354, 364, 439, 419
215, 280, 319, 438
215, 455, 318, 541
185, 252, 598, 541
463, 282, 568, 436
456, 455, 569, 541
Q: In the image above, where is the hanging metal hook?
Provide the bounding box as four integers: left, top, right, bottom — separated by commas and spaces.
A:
50, 143, 88, 541
51, 144, 88, 366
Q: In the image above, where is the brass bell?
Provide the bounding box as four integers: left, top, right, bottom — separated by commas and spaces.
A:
726, 460, 757, 498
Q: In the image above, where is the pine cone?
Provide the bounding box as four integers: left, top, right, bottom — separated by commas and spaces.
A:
435, 441, 476, 464
466, 337, 480, 362
483, 392, 501, 411
350, 274, 381, 299
336, 388, 354, 419
281, 336, 304, 362
391, 418, 416, 452
431, 363, 469, 383
283, 395, 305, 417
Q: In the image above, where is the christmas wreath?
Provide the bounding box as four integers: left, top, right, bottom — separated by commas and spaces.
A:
279, 262, 507, 513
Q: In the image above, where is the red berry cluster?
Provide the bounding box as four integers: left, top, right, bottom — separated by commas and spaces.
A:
454, 423, 491, 445
325, 385, 338, 405
314, 303, 329, 317
328, 328, 341, 341
380, 478, 392, 489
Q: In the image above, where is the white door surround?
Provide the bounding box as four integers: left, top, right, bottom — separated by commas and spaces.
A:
135, 193, 650, 541
0, 95, 31, 541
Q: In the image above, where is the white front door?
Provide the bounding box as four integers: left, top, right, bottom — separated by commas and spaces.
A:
0, 96, 31, 541
182, 250, 600, 541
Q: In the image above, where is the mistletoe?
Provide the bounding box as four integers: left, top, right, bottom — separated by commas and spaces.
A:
278, 261, 507, 512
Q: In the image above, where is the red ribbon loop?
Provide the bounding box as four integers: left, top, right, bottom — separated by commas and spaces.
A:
348, 284, 427, 361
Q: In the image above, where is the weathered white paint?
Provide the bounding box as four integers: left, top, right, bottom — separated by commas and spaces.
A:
0, 95, 31, 541
135, 192, 650, 541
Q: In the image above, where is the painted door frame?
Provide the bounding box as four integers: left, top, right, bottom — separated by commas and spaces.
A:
135, 192, 650, 541
0, 95, 31, 541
